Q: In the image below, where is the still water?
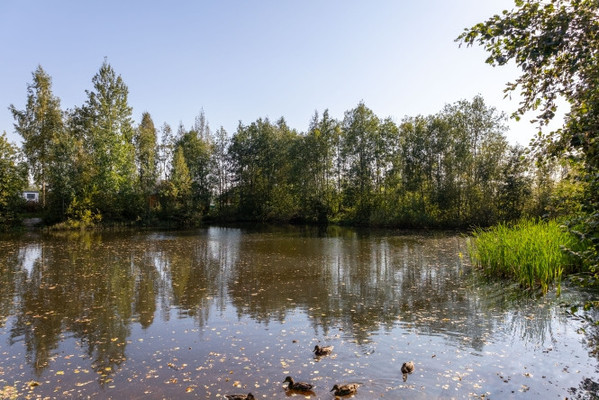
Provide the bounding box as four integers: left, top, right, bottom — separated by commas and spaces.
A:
0, 226, 597, 399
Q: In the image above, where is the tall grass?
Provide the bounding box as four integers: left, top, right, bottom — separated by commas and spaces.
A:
468, 219, 580, 294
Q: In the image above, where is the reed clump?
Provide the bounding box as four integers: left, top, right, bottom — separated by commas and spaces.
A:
468, 219, 580, 294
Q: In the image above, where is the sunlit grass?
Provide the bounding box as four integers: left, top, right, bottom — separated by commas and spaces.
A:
468, 219, 580, 294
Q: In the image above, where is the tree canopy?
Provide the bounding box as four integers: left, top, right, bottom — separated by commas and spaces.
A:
0, 132, 27, 226
4, 61, 569, 230
458, 0, 599, 271
9, 65, 63, 207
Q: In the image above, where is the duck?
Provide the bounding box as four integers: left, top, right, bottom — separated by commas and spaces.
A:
330, 383, 359, 396
283, 376, 314, 392
225, 394, 255, 400
401, 361, 415, 382
401, 361, 415, 374
313, 345, 334, 356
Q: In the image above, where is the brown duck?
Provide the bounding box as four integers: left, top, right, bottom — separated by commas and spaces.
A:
283, 376, 314, 392
401, 361, 415, 382
401, 361, 415, 374
330, 383, 359, 396
313, 345, 334, 356
225, 394, 255, 400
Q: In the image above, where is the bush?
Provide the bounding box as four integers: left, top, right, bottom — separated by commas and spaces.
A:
468, 218, 582, 294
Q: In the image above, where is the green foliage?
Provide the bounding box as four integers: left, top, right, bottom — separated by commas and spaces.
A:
8, 64, 560, 229
290, 110, 341, 223
45, 110, 85, 222
210, 126, 231, 215
340, 102, 387, 223
80, 60, 137, 219
458, 0, 599, 275
228, 117, 298, 221
385, 96, 512, 227
469, 219, 581, 294
135, 112, 158, 219
497, 146, 532, 221
9, 65, 63, 207
158, 147, 193, 224
157, 122, 175, 181
61, 195, 102, 230
176, 115, 213, 216
0, 132, 27, 226
221, 97, 539, 227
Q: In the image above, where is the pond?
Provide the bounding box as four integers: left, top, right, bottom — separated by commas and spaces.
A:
0, 226, 597, 399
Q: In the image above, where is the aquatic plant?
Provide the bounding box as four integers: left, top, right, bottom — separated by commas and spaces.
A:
468, 219, 580, 294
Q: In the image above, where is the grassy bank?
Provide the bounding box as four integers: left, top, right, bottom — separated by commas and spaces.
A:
468, 219, 581, 294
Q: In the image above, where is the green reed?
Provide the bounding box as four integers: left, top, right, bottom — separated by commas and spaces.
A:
468, 219, 579, 294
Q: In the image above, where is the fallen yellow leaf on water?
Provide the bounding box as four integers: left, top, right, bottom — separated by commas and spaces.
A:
56, 371, 65, 375
185, 387, 194, 393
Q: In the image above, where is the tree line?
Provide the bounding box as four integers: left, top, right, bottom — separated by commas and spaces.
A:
0, 61, 570, 228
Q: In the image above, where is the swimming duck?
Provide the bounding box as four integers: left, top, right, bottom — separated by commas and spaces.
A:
313, 345, 334, 356
283, 376, 314, 392
401, 361, 415, 382
225, 394, 255, 400
401, 361, 415, 374
330, 383, 359, 396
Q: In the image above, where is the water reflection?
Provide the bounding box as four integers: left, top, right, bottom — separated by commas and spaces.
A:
0, 229, 569, 355
0, 227, 596, 398
5, 233, 135, 379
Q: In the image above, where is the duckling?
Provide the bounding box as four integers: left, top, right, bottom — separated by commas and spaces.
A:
401, 361, 415, 374
313, 344, 334, 356
330, 383, 359, 396
401, 361, 415, 382
283, 376, 314, 392
225, 394, 255, 400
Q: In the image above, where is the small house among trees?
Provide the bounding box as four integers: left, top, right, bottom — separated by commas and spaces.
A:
23, 190, 39, 203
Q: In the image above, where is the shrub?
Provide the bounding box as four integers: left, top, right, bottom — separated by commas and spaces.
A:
468, 219, 581, 294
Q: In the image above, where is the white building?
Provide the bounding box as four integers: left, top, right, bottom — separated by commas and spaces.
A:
23, 191, 40, 203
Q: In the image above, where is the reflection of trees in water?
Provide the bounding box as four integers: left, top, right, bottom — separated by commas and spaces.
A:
581, 307, 599, 359
322, 235, 488, 346
148, 228, 240, 326
566, 304, 599, 400
167, 238, 221, 324
569, 377, 599, 400
463, 276, 584, 355
226, 231, 485, 345
9, 242, 61, 373
0, 239, 26, 326
5, 233, 136, 380
0, 229, 238, 376
134, 253, 158, 329
1, 227, 593, 379
225, 229, 572, 352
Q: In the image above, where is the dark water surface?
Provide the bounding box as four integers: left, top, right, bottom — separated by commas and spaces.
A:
0, 226, 597, 399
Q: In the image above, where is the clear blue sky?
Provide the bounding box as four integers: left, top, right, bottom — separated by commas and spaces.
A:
1, 0, 540, 146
